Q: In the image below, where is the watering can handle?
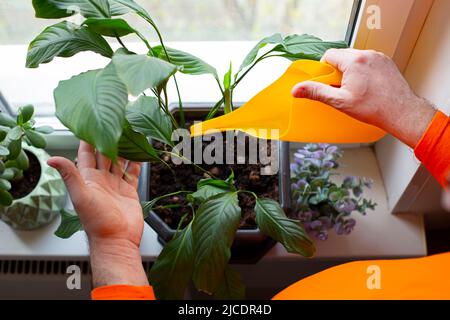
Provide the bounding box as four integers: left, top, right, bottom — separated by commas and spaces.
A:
310, 64, 342, 87
290, 60, 342, 88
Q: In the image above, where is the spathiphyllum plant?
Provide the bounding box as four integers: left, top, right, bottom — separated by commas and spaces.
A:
291, 144, 377, 241
27, 0, 349, 299
0, 105, 52, 206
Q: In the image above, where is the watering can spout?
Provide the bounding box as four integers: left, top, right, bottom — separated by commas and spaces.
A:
190, 60, 386, 144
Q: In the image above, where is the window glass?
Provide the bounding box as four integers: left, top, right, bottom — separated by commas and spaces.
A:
0, 0, 356, 115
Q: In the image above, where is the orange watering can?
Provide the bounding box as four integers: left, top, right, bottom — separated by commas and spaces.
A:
190, 60, 385, 143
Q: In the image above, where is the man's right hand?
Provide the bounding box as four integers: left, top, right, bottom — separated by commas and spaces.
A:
292, 48, 437, 148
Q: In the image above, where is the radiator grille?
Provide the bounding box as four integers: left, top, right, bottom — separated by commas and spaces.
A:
0, 260, 153, 275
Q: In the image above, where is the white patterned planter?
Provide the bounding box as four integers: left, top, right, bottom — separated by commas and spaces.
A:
0, 145, 66, 230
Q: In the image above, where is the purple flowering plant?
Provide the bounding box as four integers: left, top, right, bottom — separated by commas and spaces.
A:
291, 144, 376, 241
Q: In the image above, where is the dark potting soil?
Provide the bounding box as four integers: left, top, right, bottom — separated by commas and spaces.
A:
150, 134, 279, 230
10, 151, 41, 199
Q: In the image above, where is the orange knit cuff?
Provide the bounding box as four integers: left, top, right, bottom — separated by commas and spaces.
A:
414, 111, 450, 188
91, 285, 155, 300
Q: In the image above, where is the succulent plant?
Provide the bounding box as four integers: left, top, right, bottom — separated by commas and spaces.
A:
0, 105, 53, 206
291, 143, 377, 241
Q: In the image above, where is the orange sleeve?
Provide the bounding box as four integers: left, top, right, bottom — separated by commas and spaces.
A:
414, 111, 450, 187
91, 285, 155, 300
273, 252, 450, 300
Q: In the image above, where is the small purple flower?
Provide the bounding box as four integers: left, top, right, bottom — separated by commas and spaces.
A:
334, 222, 344, 235
343, 176, 359, 188
335, 198, 356, 214
312, 150, 326, 159
294, 150, 309, 159
318, 216, 332, 229
317, 231, 329, 241
326, 145, 338, 154
322, 161, 335, 169
290, 163, 299, 173
292, 179, 308, 191
318, 143, 330, 150
343, 219, 356, 235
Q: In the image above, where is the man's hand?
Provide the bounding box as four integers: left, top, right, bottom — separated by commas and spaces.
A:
48, 142, 149, 288
292, 48, 437, 148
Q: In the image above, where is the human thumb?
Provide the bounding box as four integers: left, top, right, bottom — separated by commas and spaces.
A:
292, 81, 347, 109
48, 157, 86, 203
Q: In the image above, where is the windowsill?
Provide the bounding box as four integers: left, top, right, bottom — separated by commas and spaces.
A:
0, 143, 426, 261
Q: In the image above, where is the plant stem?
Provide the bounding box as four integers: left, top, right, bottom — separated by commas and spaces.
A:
238, 190, 258, 200
151, 25, 186, 129
232, 50, 275, 89
115, 35, 129, 51
135, 30, 153, 52
223, 88, 233, 114
152, 88, 179, 129
158, 150, 218, 179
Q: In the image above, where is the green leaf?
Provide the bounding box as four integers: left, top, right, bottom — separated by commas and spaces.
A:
255, 198, 315, 257
54, 209, 83, 239
197, 177, 235, 191
83, 18, 135, 37
0, 160, 4, 174
113, 51, 178, 96
153, 45, 217, 77
111, 0, 155, 25
0, 168, 15, 180
213, 266, 246, 300
274, 34, 348, 61
223, 62, 232, 90
54, 62, 128, 161
26, 21, 113, 68
118, 121, 159, 162
238, 33, 284, 74
35, 126, 54, 134
18, 105, 35, 124
14, 150, 30, 170
0, 113, 17, 128
192, 192, 241, 294
32, 0, 128, 19
7, 139, 22, 160
126, 96, 174, 146
0, 179, 11, 191
0, 146, 9, 157
7, 127, 22, 141
25, 130, 47, 149
0, 189, 13, 206
149, 223, 194, 299
189, 185, 228, 204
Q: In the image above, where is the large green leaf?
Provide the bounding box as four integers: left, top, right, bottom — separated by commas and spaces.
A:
113, 52, 178, 96
188, 185, 227, 204
126, 96, 173, 146
111, 0, 155, 25
83, 18, 135, 37
149, 223, 194, 299
26, 21, 113, 68
255, 198, 315, 257
54, 209, 83, 239
213, 266, 246, 300
238, 33, 284, 74
54, 62, 128, 160
192, 192, 241, 294
118, 121, 159, 162
274, 34, 348, 61
153, 45, 217, 78
32, 0, 128, 19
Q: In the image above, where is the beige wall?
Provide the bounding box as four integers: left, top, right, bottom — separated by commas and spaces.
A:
377, 0, 450, 220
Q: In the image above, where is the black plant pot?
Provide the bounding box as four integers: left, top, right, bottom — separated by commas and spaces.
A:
142, 106, 291, 264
